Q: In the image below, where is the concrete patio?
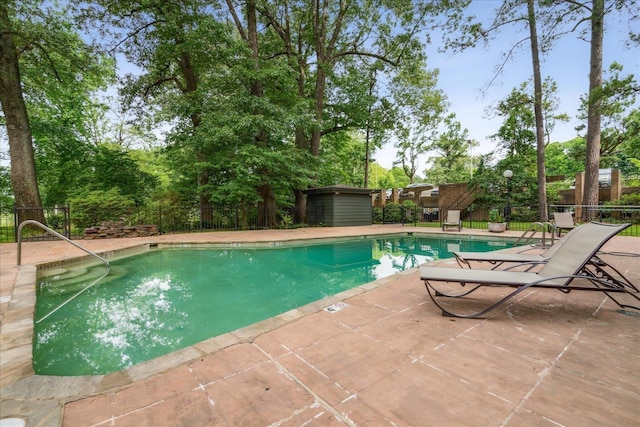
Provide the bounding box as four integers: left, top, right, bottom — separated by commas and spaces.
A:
1, 225, 638, 426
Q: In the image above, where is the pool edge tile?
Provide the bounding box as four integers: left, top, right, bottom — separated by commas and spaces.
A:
126, 346, 203, 382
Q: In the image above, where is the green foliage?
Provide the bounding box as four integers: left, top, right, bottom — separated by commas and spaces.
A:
488, 209, 504, 223
545, 139, 586, 179
11, 2, 116, 205
318, 131, 368, 187
545, 182, 565, 205
577, 63, 638, 157
373, 201, 419, 224
0, 167, 14, 209
381, 202, 403, 223
6, 0, 634, 228
603, 194, 640, 224
45, 213, 66, 230
69, 189, 136, 229
368, 163, 394, 190
470, 156, 538, 215
491, 84, 536, 159
280, 212, 293, 229
425, 115, 472, 184
373, 207, 384, 223
91, 145, 159, 205
390, 61, 447, 183
611, 193, 640, 206
401, 200, 419, 222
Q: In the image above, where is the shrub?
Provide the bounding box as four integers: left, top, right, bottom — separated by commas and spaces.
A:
69, 189, 136, 229
382, 202, 402, 223
489, 209, 505, 223
373, 207, 384, 223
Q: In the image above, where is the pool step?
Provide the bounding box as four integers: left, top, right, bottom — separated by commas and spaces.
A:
39, 265, 125, 293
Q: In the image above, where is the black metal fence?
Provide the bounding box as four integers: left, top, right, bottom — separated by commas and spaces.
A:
377, 203, 640, 236
2, 204, 302, 242
2, 202, 638, 243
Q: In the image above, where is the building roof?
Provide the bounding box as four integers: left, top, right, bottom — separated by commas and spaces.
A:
304, 185, 374, 195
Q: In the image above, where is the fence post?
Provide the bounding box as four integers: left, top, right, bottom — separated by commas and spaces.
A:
13, 204, 18, 242
65, 205, 71, 238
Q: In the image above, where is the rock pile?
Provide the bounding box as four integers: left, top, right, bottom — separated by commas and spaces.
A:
83, 223, 159, 239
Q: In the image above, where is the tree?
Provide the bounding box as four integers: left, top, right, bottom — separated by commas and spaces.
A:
576, 62, 639, 158
620, 110, 640, 161
2, 0, 114, 227
79, 0, 230, 221
442, 0, 577, 221
545, 139, 585, 178
425, 114, 473, 184
255, 1, 463, 217
552, 0, 638, 219
492, 85, 537, 162
582, 0, 606, 219
526, 0, 548, 221
0, 2, 44, 222
390, 62, 447, 184
317, 131, 368, 187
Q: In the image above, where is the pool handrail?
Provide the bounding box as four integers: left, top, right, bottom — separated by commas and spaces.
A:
16, 220, 110, 268
513, 221, 557, 247
17, 220, 113, 323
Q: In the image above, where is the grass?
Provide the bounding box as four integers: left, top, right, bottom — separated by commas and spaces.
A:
411, 220, 639, 237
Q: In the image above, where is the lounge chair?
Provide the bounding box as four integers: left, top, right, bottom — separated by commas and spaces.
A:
442, 210, 462, 231
553, 212, 576, 236
452, 226, 579, 270
420, 222, 639, 318
452, 226, 635, 289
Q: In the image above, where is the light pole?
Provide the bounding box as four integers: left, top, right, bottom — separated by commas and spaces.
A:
503, 169, 513, 227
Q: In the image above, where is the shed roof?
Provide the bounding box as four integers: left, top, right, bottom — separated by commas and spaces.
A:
304, 185, 374, 195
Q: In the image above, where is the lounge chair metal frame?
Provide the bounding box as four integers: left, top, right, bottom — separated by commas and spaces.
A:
421, 222, 639, 318
452, 225, 636, 291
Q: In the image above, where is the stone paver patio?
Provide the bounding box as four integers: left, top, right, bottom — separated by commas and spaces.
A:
1, 225, 638, 426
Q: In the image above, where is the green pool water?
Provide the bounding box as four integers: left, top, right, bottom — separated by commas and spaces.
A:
34, 234, 518, 375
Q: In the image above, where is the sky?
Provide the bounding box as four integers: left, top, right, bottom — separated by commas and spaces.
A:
373, 1, 640, 171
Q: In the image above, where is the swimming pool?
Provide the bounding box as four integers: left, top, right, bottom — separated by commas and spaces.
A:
34, 234, 519, 375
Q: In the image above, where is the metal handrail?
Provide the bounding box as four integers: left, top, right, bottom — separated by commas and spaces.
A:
17, 220, 111, 323
514, 221, 556, 247
16, 220, 110, 268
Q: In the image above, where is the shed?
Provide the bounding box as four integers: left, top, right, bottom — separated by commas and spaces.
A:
305, 185, 373, 226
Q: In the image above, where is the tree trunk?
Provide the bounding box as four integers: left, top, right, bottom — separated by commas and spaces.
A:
527, 0, 548, 222
583, 0, 604, 221
294, 127, 308, 223
310, 68, 326, 157
247, 0, 278, 227
258, 184, 277, 227
176, 49, 213, 224
0, 4, 45, 223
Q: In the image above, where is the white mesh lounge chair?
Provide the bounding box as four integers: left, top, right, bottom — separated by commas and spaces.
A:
452, 225, 635, 289
553, 212, 576, 236
452, 226, 580, 270
420, 222, 639, 318
442, 210, 462, 232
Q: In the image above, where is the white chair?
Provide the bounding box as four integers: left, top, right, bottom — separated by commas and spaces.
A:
442, 210, 461, 232
553, 212, 576, 236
